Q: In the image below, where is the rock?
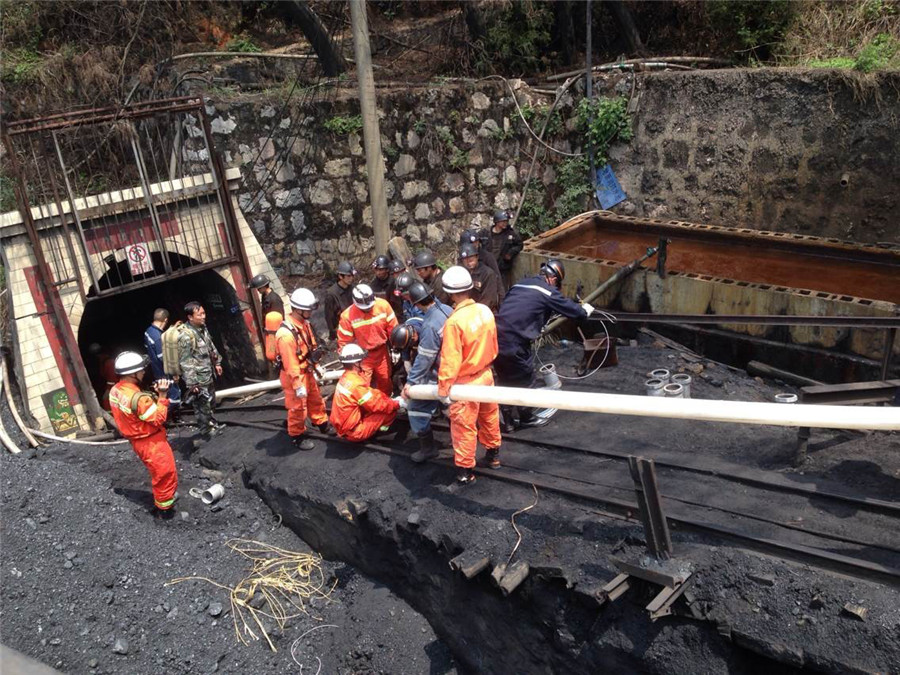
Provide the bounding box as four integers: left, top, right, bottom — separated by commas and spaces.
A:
449, 197, 466, 214
308, 180, 334, 206
393, 154, 416, 177
747, 573, 775, 587
210, 117, 237, 135
249, 592, 267, 609
503, 165, 518, 186
414, 203, 431, 221
64, 551, 77, 560
49, 638, 61, 646
407, 511, 421, 527
290, 210, 306, 235
841, 603, 867, 621
348, 132, 363, 156
88, 658, 99, 668
104, 591, 115, 605
478, 167, 500, 187
478, 119, 500, 138
406, 130, 420, 149
260, 105, 276, 118
112, 638, 129, 655
426, 223, 443, 243
809, 594, 825, 610
25, 517, 37, 529
167, 607, 179, 620
324, 158, 352, 178
471, 92, 491, 110
64, 560, 73, 569
180, 511, 190, 521
208, 602, 224, 617
401, 180, 430, 200
441, 173, 466, 193
273, 188, 303, 208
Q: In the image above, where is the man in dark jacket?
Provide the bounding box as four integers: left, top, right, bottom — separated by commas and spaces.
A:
413, 250, 450, 305
486, 210, 524, 286
249, 273, 285, 318
369, 254, 402, 317
459, 229, 502, 280
143, 308, 181, 406
323, 261, 357, 340
459, 243, 500, 312
495, 259, 594, 429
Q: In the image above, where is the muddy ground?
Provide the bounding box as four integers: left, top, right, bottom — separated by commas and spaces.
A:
1, 337, 898, 674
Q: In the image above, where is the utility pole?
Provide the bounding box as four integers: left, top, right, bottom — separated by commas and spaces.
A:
349, 0, 390, 255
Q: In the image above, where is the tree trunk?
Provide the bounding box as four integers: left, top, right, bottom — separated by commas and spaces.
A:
604, 0, 646, 56
553, 1, 576, 66
278, 0, 347, 76
462, 1, 486, 45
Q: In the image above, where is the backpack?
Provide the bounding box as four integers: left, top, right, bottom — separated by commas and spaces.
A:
161, 321, 194, 376
264, 311, 285, 363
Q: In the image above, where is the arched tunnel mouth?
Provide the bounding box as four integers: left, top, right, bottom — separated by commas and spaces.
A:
77, 251, 262, 401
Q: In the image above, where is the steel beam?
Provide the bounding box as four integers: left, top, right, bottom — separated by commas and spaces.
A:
588, 312, 900, 329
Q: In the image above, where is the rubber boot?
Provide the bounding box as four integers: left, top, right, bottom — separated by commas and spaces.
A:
317, 421, 336, 436
500, 405, 517, 433
456, 467, 476, 484
484, 447, 501, 469
292, 436, 315, 451
411, 430, 439, 463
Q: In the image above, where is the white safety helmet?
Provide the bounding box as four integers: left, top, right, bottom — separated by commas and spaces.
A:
352, 284, 376, 310
339, 343, 368, 365
114, 351, 149, 376
442, 265, 473, 293
289, 288, 318, 311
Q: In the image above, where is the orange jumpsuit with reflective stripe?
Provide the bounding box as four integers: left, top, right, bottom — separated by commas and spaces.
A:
336, 298, 399, 395
330, 369, 399, 442
438, 298, 501, 469
109, 380, 178, 510
276, 315, 329, 437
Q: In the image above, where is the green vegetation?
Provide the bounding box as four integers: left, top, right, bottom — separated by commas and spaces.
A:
1, 170, 18, 213
576, 96, 633, 166
516, 184, 555, 239
707, 0, 795, 61
809, 32, 900, 72
554, 156, 593, 223
226, 35, 263, 53
323, 115, 364, 135
0, 47, 42, 85
449, 149, 469, 170
413, 119, 427, 135
521, 104, 563, 137
477, 1, 553, 73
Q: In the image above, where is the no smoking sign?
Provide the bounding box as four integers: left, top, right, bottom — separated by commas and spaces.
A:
125, 242, 154, 276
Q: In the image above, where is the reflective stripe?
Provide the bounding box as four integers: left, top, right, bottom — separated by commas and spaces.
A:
514, 283, 552, 297
351, 312, 389, 328
418, 346, 438, 357
407, 410, 432, 418
358, 391, 373, 405
336, 384, 353, 397
138, 403, 158, 421
338, 326, 355, 337
155, 497, 175, 509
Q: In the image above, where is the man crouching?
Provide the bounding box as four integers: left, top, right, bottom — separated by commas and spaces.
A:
330, 344, 400, 442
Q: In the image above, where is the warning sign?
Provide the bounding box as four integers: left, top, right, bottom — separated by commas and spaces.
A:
125, 242, 154, 276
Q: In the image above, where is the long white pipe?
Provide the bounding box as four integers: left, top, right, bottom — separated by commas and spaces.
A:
215, 370, 344, 402
407, 384, 900, 431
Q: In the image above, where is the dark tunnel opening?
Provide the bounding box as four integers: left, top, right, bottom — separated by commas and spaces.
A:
77, 252, 262, 406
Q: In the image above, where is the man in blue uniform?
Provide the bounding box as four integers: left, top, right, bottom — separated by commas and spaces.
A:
143, 308, 181, 406
395, 282, 452, 463
495, 259, 593, 429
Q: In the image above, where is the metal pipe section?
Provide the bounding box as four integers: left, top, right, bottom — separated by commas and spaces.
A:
214, 370, 344, 402
407, 384, 900, 431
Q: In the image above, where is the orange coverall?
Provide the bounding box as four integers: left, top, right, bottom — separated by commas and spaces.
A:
109, 380, 177, 510
330, 369, 399, 442
336, 298, 399, 395
438, 298, 501, 469
276, 316, 329, 438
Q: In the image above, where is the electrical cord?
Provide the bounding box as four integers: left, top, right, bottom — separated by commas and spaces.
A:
534, 309, 617, 381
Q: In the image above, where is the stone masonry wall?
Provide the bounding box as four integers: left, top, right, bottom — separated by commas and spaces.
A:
201, 69, 898, 280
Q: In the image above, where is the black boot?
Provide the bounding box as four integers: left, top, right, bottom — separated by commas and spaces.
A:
317, 421, 336, 436
517, 407, 550, 429
411, 430, 439, 463
500, 406, 517, 433
456, 467, 476, 484
484, 447, 501, 469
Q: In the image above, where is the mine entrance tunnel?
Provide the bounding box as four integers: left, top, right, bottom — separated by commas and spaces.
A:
77, 253, 260, 403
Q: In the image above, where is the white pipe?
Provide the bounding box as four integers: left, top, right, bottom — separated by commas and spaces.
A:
407, 384, 900, 431
1, 357, 37, 447
28, 429, 129, 446
215, 370, 344, 402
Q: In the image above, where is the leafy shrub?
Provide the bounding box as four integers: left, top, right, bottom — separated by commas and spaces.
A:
554, 156, 593, 223
576, 96, 633, 166
520, 104, 563, 137
478, 1, 553, 73
855, 32, 899, 72
707, 0, 795, 61
226, 35, 262, 53
323, 115, 364, 135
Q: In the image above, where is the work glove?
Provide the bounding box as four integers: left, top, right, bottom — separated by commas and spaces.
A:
581, 302, 595, 317
295, 385, 307, 398
439, 395, 453, 407
392, 396, 408, 409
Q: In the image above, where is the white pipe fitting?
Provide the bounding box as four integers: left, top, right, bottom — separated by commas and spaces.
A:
671, 373, 692, 398
775, 393, 798, 404
645, 378, 666, 396
663, 383, 684, 398
201, 483, 225, 505
540, 363, 561, 390
648, 368, 670, 382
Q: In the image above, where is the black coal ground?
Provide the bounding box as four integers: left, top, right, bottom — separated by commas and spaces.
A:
2, 338, 899, 674
0, 424, 457, 674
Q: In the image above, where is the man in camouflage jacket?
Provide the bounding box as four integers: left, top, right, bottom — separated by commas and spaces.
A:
178, 301, 223, 434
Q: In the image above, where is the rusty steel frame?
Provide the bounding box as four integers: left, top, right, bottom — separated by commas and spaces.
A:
1, 128, 106, 429
627, 456, 673, 560
587, 312, 900, 328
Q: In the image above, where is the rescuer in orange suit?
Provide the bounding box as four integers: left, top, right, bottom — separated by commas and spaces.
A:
437, 266, 502, 484
336, 284, 398, 395
276, 288, 334, 451
330, 343, 401, 442
108, 351, 178, 519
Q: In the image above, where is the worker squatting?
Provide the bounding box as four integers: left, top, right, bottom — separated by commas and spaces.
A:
108, 214, 594, 517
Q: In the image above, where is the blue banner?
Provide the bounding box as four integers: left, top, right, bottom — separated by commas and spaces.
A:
595, 164, 626, 210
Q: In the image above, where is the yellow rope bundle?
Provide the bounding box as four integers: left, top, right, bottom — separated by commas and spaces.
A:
167, 538, 336, 652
